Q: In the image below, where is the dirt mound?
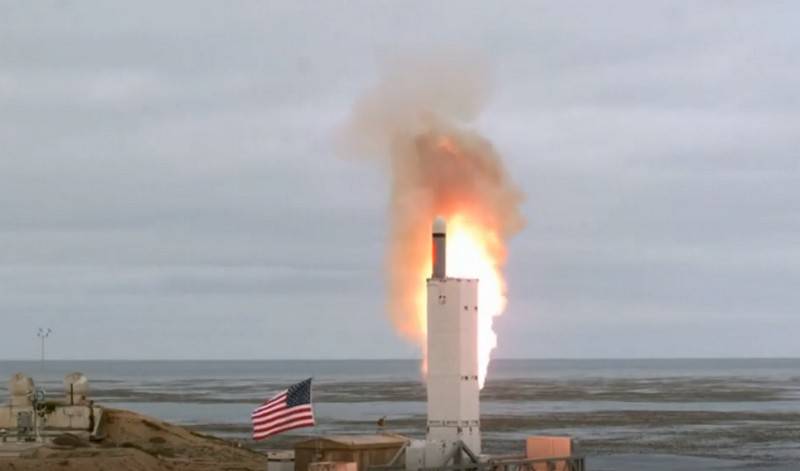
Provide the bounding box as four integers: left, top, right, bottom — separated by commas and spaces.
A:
51, 433, 89, 448
0, 408, 270, 471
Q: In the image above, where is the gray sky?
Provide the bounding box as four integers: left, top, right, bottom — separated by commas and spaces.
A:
1, 1, 798, 360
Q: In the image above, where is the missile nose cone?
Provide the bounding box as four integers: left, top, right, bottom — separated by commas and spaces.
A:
433, 216, 447, 235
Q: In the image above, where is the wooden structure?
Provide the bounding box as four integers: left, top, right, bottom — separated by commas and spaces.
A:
294, 435, 408, 471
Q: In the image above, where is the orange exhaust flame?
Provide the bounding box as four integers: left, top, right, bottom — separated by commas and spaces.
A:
342, 61, 524, 389
411, 213, 506, 388
395, 136, 521, 389
447, 215, 506, 388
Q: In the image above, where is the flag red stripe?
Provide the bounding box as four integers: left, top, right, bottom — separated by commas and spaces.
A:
253, 418, 315, 440
253, 411, 314, 437
254, 413, 314, 436
251, 393, 287, 417
253, 405, 313, 427
263, 392, 287, 406
252, 397, 288, 419
251, 393, 287, 416
252, 402, 284, 419
253, 419, 314, 440
253, 413, 314, 435
257, 391, 286, 408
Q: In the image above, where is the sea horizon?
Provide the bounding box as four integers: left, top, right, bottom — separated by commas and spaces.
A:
3, 356, 798, 361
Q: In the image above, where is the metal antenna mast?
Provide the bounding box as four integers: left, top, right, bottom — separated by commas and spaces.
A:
37, 328, 52, 375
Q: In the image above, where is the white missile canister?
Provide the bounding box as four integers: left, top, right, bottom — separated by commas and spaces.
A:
425, 217, 481, 457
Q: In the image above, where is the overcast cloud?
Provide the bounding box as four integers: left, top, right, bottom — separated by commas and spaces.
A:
1, 1, 798, 359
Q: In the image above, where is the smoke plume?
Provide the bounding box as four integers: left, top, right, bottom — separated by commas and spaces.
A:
343, 56, 525, 368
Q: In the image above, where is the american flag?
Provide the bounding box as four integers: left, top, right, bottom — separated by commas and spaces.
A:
251, 378, 315, 440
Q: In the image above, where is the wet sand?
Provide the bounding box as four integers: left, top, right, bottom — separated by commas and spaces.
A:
160, 377, 800, 466
2, 359, 797, 468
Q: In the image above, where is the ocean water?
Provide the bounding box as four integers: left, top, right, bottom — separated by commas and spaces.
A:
1, 358, 798, 470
